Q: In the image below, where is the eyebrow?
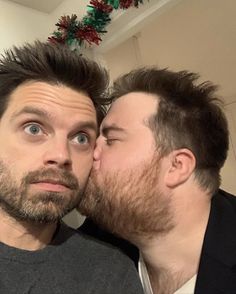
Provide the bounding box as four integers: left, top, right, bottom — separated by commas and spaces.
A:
11, 106, 52, 122
75, 121, 98, 134
101, 124, 127, 136
11, 106, 98, 133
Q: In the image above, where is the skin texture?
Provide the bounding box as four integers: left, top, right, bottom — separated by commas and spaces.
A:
0, 81, 97, 249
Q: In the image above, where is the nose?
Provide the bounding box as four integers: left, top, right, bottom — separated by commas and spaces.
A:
43, 137, 72, 169
93, 139, 102, 170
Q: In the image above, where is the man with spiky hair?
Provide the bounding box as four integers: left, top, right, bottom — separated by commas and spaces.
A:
0, 41, 143, 294
79, 67, 236, 294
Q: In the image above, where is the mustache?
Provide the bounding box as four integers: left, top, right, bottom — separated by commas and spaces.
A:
22, 168, 79, 190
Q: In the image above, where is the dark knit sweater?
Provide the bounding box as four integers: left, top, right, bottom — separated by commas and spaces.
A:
0, 222, 143, 294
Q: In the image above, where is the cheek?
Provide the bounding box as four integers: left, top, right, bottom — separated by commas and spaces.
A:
0, 146, 29, 169
1, 144, 43, 172
99, 145, 155, 173
0, 155, 26, 187
0, 136, 32, 158
73, 154, 93, 184
99, 151, 136, 173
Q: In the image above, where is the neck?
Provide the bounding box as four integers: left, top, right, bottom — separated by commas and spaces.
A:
0, 208, 57, 251
137, 188, 212, 294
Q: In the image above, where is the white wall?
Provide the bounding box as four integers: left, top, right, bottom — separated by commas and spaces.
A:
50, 0, 86, 20
0, 0, 52, 53
138, 0, 236, 104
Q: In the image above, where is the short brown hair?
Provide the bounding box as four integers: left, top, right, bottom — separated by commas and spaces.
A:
111, 67, 229, 194
0, 41, 110, 124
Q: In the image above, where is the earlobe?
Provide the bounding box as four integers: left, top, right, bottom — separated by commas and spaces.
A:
165, 149, 196, 188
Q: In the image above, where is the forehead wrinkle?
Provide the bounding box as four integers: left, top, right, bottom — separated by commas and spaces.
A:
24, 96, 94, 114
39, 97, 95, 115
10, 83, 96, 115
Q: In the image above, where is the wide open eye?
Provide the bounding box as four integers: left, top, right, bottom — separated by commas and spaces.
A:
24, 123, 43, 135
72, 132, 89, 145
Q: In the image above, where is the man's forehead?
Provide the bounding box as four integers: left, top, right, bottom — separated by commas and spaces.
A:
101, 92, 158, 132
7, 81, 96, 116
105, 92, 158, 122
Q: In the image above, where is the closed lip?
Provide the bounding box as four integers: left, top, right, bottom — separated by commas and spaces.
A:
32, 179, 71, 189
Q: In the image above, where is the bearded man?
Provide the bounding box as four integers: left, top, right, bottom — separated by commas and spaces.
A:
79, 67, 236, 294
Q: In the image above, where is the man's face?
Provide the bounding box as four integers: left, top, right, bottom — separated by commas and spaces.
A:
79, 92, 174, 241
0, 81, 97, 223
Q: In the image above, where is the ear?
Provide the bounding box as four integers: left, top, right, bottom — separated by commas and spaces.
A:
165, 149, 196, 188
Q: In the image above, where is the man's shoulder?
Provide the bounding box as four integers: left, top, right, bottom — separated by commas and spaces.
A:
196, 189, 236, 293
0, 222, 143, 294
55, 222, 143, 293
58, 221, 138, 266
208, 188, 236, 233
213, 189, 236, 210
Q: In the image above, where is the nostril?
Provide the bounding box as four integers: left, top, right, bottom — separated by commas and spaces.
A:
47, 160, 57, 165
46, 158, 72, 169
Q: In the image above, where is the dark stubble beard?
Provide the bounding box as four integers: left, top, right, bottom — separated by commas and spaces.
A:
78, 155, 174, 243
0, 160, 82, 223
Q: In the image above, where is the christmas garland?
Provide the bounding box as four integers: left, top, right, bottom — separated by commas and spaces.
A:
48, 0, 145, 48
